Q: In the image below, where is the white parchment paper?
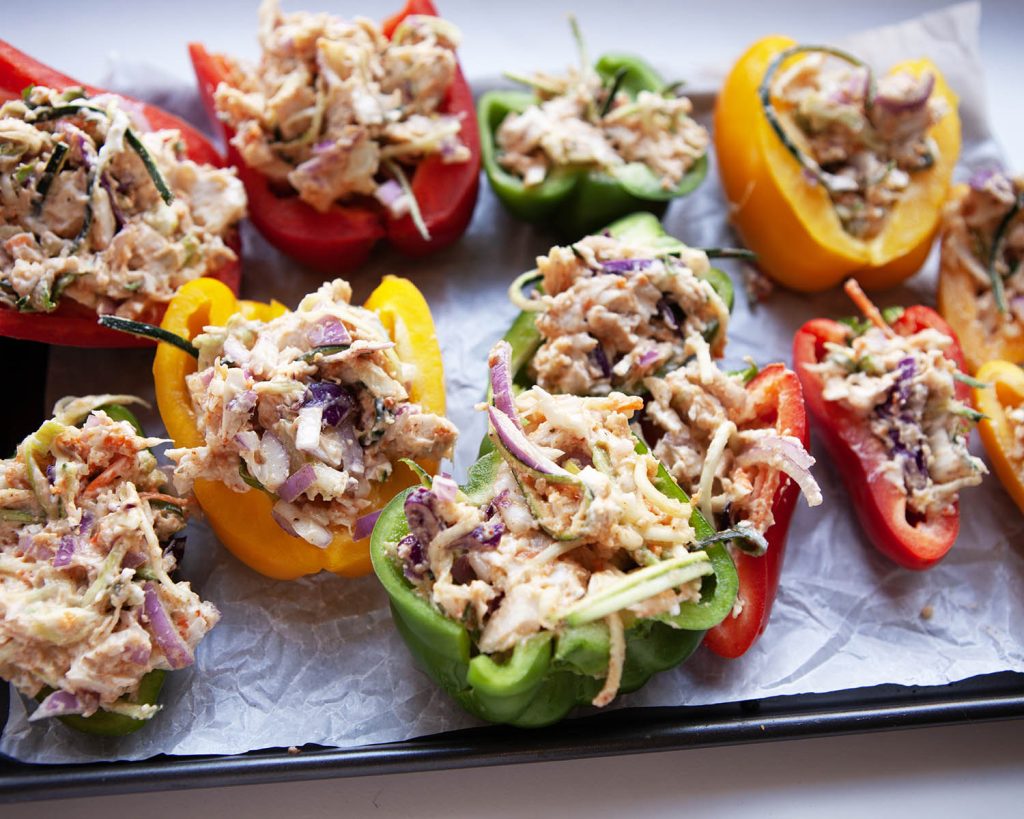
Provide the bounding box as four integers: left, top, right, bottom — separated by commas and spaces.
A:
4, 1, 1022, 764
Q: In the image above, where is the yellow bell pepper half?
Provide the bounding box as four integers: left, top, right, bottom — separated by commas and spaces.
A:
715, 35, 961, 293
974, 360, 1024, 516
153, 276, 448, 580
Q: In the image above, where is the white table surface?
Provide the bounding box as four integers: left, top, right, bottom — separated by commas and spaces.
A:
4, 0, 1023, 815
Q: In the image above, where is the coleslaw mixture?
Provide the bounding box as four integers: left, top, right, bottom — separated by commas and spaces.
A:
394, 359, 711, 708
643, 358, 822, 534
516, 233, 728, 395
496, 28, 707, 189
810, 323, 986, 516
212, 0, 470, 215
0, 396, 218, 722
942, 170, 1024, 331
166, 279, 457, 547
0, 86, 245, 319
772, 51, 945, 239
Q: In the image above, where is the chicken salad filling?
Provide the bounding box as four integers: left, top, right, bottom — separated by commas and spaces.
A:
166, 279, 457, 548
516, 232, 729, 396
390, 343, 719, 708
810, 317, 986, 518
496, 23, 708, 191
212, 0, 470, 220
0, 85, 245, 320
0, 395, 218, 722
643, 354, 822, 536
942, 169, 1024, 329
769, 48, 945, 240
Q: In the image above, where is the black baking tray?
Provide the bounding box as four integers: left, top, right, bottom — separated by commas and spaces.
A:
3, 336, 1023, 803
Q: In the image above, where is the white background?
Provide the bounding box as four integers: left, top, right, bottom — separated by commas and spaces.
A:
3, 0, 1023, 814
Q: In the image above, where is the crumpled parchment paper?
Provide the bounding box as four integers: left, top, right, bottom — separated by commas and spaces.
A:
4, 1, 1021, 764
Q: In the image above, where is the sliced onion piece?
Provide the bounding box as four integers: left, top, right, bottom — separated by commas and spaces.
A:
278, 464, 316, 503
432, 474, 458, 503
874, 71, 934, 114
52, 535, 77, 568
487, 406, 579, 485
736, 435, 822, 507
488, 340, 522, 429
308, 316, 352, 347
271, 500, 333, 548
142, 582, 194, 669
295, 406, 324, 453
29, 689, 96, 722
353, 510, 382, 541
251, 431, 290, 490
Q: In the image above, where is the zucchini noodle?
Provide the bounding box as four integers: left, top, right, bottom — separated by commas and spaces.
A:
592, 612, 625, 708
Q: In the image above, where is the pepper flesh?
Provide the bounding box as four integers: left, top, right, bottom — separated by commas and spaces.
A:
974, 360, 1024, 515
370, 447, 736, 727
702, 364, 809, 658
793, 306, 970, 569
0, 40, 241, 347
188, 0, 480, 273
478, 55, 708, 239
715, 35, 960, 293
153, 275, 447, 580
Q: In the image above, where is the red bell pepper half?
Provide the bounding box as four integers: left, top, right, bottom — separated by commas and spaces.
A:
703, 363, 809, 659
793, 305, 971, 570
0, 40, 241, 348
188, 0, 480, 273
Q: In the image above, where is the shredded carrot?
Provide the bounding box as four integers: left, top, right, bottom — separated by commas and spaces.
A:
139, 492, 184, 506
844, 278, 896, 337
83, 455, 131, 496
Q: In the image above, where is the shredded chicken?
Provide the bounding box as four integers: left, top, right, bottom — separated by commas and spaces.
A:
0, 87, 245, 320
524, 232, 728, 395
0, 396, 218, 721
213, 0, 469, 214
772, 51, 945, 239
496, 27, 707, 190
810, 324, 986, 516
941, 170, 1024, 334
643, 352, 821, 534
166, 279, 457, 547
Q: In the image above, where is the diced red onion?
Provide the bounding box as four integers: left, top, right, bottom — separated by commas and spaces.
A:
271, 500, 333, 547
602, 258, 652, 274
590, 346, 612, 378
200, 369, 215, 387
227, 390, 257, 415
121, 549, 146, 569
29, 690, 96, 722
488, 341, 522, 429
968, 167, 1001, 191
736, 435, 822, 507
405, 487, 444, 546
307, 316, 352, 347
235, 430, 260, 452
303, 382, 354, 427
353, 510, 382, 541
52, 535, 77, 568
433, 474, 458, 502
1011, 296, 1024, 322
125, 632, 152, 666
487, 405, 577, 482
638, 348, 660, 368
142, 582, 194, 669
278, 464, 316, 503
874, 72, 934, 114
338, 423, 365, 476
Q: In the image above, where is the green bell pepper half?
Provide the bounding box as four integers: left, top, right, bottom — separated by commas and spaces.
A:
28, 403, 168, 735
369, 442, 737, 728
478, 54, 708, 238
480, 211, 733, 458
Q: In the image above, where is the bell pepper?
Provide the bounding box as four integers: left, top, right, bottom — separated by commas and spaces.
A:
152, 275, 447, 580
937, 183, 1024, 374
188, 0, 480, 273
793, 304, 971, 569
370, 445, 738, 727
974, 360, 1024, 515
702, 363, 809, 658
0, 40, 241, 348
715, 35, 960, 293
479, 56, 708, 239
492, 211, 733, 413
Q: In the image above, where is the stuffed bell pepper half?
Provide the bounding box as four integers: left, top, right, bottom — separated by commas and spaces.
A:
370, 342, 739, 727
495, 212, 821, 658
973, 360, 1024, 516
111, 273, 454, 581
938, 170, 1024, 373
716, 36, 960, 292
0, 395, 218, 734
479, 19, 708, 238
0, 40, 245, 347
794, 280, 986, 569
189, 0, 480, 272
